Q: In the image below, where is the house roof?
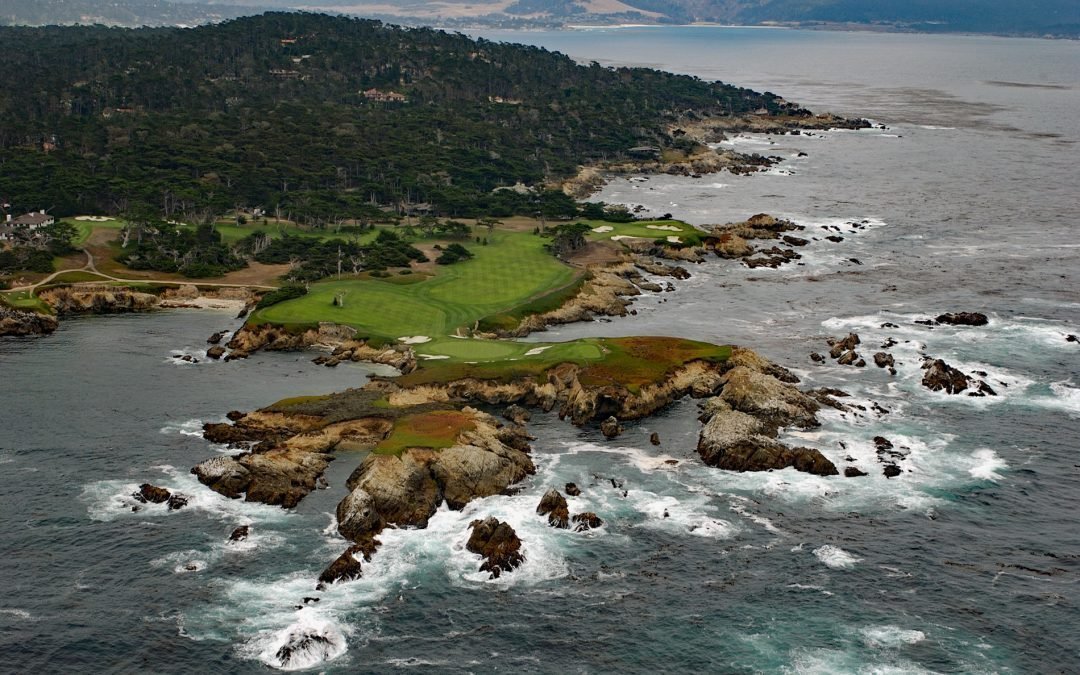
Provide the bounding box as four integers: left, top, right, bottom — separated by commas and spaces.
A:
10, 213, 52, 226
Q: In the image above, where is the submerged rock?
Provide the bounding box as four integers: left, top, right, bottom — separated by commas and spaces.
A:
844, 466, 868, 478
166, 493, 189, 511
565, 482, 582, 497
467, 517, 524, 579
936, 312, 988, 326
649, 432, 661, 446
572, 512, 604, 532
229, 525, 250, 542
537, 489, 570, 529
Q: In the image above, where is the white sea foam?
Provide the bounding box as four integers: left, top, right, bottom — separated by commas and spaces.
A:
861, 625, 927, 647
0, 608, 34, 621
244, 610, 350, 671
813, 545, 862, 569
159, 418, 210, 438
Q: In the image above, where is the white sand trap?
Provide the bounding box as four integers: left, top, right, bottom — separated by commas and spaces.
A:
399, 335, 431, 344
611, 235, 647, 241
591, 226, 614, 233
74, 215, 112, 222
646, 224, 681, 231
418, 354, 449, 360
524, 346, 551, 356
666, 236, 683, 243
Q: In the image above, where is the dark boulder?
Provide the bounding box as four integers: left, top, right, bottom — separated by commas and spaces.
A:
318, 546, 365, 585
564, 482, 581, 497
873, 352, 895, 369
600, 416, 623, 440
936, 312, 988, 326
537, 489, 570, 529
467, 517, 525, 579
134, 483, 171, 504
921, 359, 970, 395
206, 346, 226, 360
844, 466, 868, 478
873, 436, 894, 451
229, 525, 250, 542
649, 432, 661, 446
166, 493, 189, 511
883, 465, 902, 479
572, 512, 604, 532
1066, 334, 1078, 344
207, 330, 228, 344
810, 352, 825, 363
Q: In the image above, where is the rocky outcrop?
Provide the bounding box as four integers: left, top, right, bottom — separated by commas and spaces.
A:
131, 483, 188, 510
227, 322, 415, 371
38, 287, 160, 315
192, 448, 334, 509
697, 354, 837, 477
318, 546, 366, 585
873, 352, 895, 369
229, 525, 250, 542
206, 346, 226, 360
335, 410, 536, 543
537, 489, 570, 529
572, 512, 603, 532
706, 214, 806, 269
921, 359, 970, 395
0, 306, 58, 336
600, 416, 623, 439
466, 517, 524, 579
565, 482, 581, 497
506, 268, 639, 337
936, 312, 988, 326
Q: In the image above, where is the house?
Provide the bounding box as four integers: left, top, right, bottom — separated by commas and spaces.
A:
362, 88, 408, 103
6, 210, 54, 230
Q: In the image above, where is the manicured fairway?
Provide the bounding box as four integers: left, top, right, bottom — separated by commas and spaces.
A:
251, 230, 578, 339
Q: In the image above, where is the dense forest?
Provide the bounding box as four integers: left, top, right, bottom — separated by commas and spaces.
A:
0, 13, 793, 222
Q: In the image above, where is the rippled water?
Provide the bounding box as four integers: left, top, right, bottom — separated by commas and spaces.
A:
2, 27, 1079, 673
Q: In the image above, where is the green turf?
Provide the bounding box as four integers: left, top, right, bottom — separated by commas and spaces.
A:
47, 270, 112, 284
0, 290, 52, 313
63, 217, 127, 246
373, 409, 476, 456
251, 230, 578, 340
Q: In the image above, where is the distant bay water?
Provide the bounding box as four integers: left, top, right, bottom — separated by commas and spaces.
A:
1, 27, 1078, 673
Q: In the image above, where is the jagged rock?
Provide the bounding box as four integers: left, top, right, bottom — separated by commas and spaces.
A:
844, 466, 868, 478
318, 546, 365, 585
837, 350, 859, 366
782, 235, 809, 246
718, 366, 820, 429
810, 352, 825, 363
1067, 334, 1078, 343
969, 380, 998, 397
600, 416, 623, 439
207, 331, 228, 344
921, 359, 970, 395
565, 482, 581, 497
346, 451, 440, 528
503, 404, 531, 425
336, 487, 384, 543
467, 517, 524, 579
825, 235, 844, 243
229, 525, 250, 542
0, 306, 59, 336
167, 493, 189, 511
637, 281, 663, 293
854, 358, 866, 368
883, 465, 902, 479
873, 352, 895, 369
206, 346, 226, 360
134, 483, 170, 504
696, 407, 837, 476
192, 448, 333, 509
936, 312, 988, 326
649, 432, 661, 446
537, 489, 570, 529
432, 435, 536, 510
573, 512, 604, 532
225, 410, 246, 422
828, 333, 860, 359
873, 436, 894, 451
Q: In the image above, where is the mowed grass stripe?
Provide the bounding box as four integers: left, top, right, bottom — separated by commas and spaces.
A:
251, 230, 578, 339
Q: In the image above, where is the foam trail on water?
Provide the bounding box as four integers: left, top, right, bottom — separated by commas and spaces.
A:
813, 545, 862, 569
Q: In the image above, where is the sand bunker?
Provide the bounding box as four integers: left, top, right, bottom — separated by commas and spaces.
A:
399, 335, 432, 344
646, 225, 681, 232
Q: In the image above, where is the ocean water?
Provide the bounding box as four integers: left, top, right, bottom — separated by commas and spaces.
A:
2, 27, 1080, 673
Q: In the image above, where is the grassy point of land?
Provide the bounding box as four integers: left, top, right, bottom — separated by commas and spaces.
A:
398, 336, 732, 393
580, 218, 705, 247
373, 409, 476, 456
